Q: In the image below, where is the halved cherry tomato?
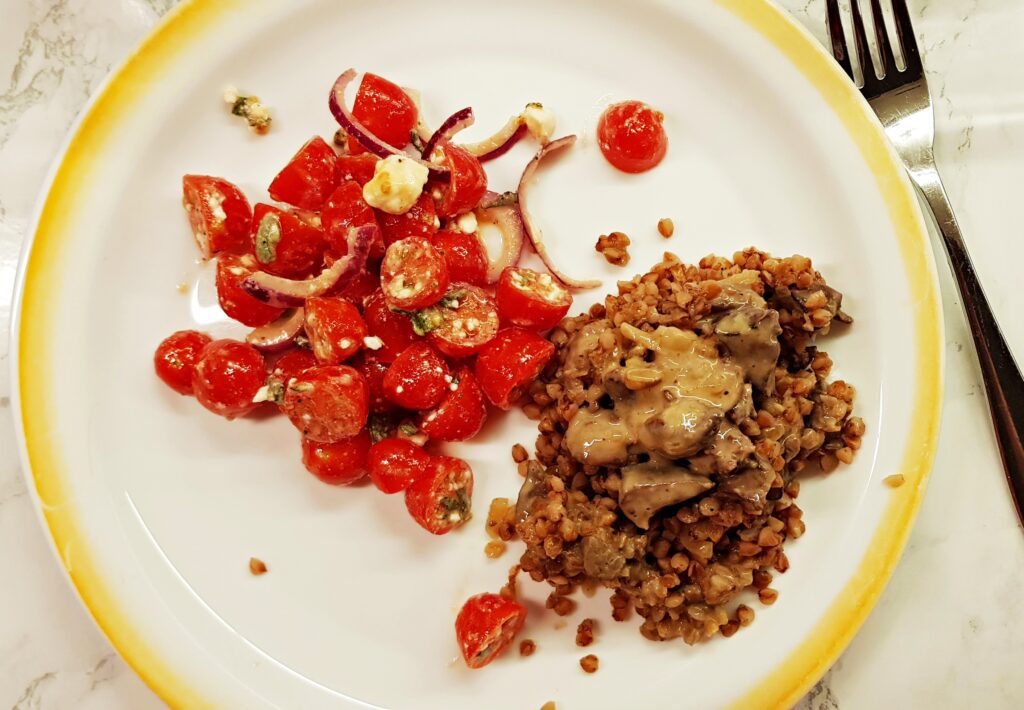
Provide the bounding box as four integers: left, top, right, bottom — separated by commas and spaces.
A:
405, 455, 474, 535
379, 192, 438, 247
597, 100, 668, 174
383, 342, 450, 410
474, 327, 555, 409
434, 143, 487, 218
335, 266, 379, 305
426, 284, 499, 358
419, 368, 487, 442
305, 297, 367, 364
192, 339, 266, 419
380, 237, 450, 311
216, 254, 286, 327
265, 348, 318, 404
182, 175, 252, 258
350, 73, 418, 149
301, 430, 371, 485
250, 203, 326, 278
496, 266, 572, 331
455, 593, 528, 669
431, 230, 487, 286
154, 330, 212, 395
336, 153, 379, 186
355, 354, 394, 413
267, 136, 339, 210
367, 437, 431, 494
363, 289, 420, 363
322, 181, 383, 260
282, 365, 369, 442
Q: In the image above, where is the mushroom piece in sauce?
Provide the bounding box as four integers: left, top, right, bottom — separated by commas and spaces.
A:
618, 457, 714, 529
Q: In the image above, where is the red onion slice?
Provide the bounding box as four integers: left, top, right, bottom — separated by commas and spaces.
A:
246, 308, 305, 352
459, 117, 528, 162
474, 198, 525, 284
329, 69, 448, 178
421, 107, 474, 159
242, 224, 377, 307
517, 135, 600, 290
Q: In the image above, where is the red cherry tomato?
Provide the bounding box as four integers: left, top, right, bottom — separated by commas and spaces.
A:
336, 153, 379, 186
355, 354, 394, 413
427, 284, 499, 358
404, 455, 474, 535
301, 431, 371, 485
191, 340, 266, 419
419, 368, 487, 442
335, 266, 379, 305
378, 192, 439, 248
496, 267, 572, 331
380, 237, 450, 311
282, 365, 369, 442
383, 342, 450, 410
265, 348, 318, 404
474, 327, 555, 410
154, 329, 212, 395
216, 254, 286, 327
267, 136, 339, 211
181, 175, 252, 258
455, 593, 528, 669
350, 73, 418, 149
596, 100, 668, 174
434, 144, 487, 218
363, 289, 420, 363
367, 437, 431, 494
304, 297, 367, 364
250, 203, 326, 278
432, 230, 487, 286
322, 181, 383, 260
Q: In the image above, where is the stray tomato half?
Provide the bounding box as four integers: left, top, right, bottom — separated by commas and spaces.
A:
379, 192, 439, 247
192, 339, 266, 418
434, 143, 487, 218
305, 297, 367, 364
432, 230, 487, 286
154, 329, 212, 395
336, 153, 379, 186
265, 348, 318, 404
405, 455, 474, 535
380, 237, 450, 311
455, 593, 528, 669
363, 289, 420, 363
426, 284, 499, 358
419, 368, 487, 442
282, 365, 369, 442
474, 327, 555, 409
383, 341, 450, 410
351, 72, 418, 149
596, 100, 668, 174
182, 175, 252, 258
267, 136, 339, 211
496, 267, 572, 331
216, 254, 286, 327
355, 354, 394, 413
367, 437, 431, 494
250, 203, 326, 278
322, 181, 383, 260
301, 430, 371, 485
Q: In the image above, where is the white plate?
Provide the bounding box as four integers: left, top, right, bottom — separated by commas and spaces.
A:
10, 1, 943, 708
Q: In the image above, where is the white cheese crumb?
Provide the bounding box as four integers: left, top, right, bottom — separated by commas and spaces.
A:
363, 336, 383, 350
251, 385, 272, 403
395, 385, 404, 394
523, 102, 556, 144
455, 212, 478, 234
339, 338, 353, 350
363, 155, 429, 215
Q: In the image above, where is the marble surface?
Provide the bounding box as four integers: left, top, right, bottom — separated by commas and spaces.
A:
1, 0, 1022, 707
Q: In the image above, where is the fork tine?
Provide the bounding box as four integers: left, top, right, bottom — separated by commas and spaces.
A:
825, 0, 854, 79
869, 0, 897, 76
889, 0, 923, 75
849, 0, 876, 83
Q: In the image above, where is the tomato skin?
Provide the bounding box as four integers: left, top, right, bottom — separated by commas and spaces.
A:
335, 266, 379, 305
496, 267, 572, 331
474, 328, 555, 410
216, 254, 286, 327
335, 153, 379, 186
268, 136, 339, 211
363, 289, 420, 363
355, 354, 394, 413
322, 181, 384, 261
427, 284, 499, 358
419, 368, 487, 442
596, 100, 668, 174
305, 297, 367, 364
351, 73, 418, 149
154, 330, 212, 395
435, 144, 487, 218
182, 175, 252, 258
301, 430, 371, 485
383, 342, 450, 410
378, 192, 439, 248
367, 438, 431, 494
432, 230, 487, 286
405, 455, 474, 535
250, 203, 326, 278
265, 348, 318, 405
455, 593, 528, 669
380, 237, 450, 311
282, 365, 369, 442
191, 340, 267, 419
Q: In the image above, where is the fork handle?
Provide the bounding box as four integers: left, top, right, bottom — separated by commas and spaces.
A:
913, 168, 1024, 521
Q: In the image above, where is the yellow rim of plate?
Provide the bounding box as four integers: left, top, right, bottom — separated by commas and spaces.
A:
14, 0, 942, 707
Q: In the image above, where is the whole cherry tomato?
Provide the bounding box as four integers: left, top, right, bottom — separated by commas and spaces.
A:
405, 455, 474, 535
363, 289, 420, 363
382, 342, 450, 410
154, 329, 211, 395
304, 296, 367, 364
496, 267, 572, 331
380, 237, 450, 311
301, 430, 371, 485
419, 368, 487, 442
265, 348, 318, 404
354, 354, 394, 413
432, 230, 487, 286
367, 437, 431, 494
434, 143, 487, 218
379, 192, 439, 247
426, 284, 499, 358
474, 327, 555, 409
192, 339, 267, 418
181, 175, 252, 258
267, 136, 339, 210
350, 73, 418, 149
250, 203, 326, 278
216, 254, 285, 327
282, 365, 369, 442
596, 100, 668, 174
455, 593, 528, 669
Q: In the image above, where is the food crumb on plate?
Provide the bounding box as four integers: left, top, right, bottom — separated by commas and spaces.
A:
540, 702, 557, 710
575, 618, 596, 647
884, 473, 905, 488
511, 443, 529, 463
249, 557, 268, 575
579, 654, 599, 673
175, 281, 188, 294
657, 217, 675, 238
484, 540, 507, 559
758, 587, 779, 605
223, 85, 272, 134
595, 231, 630, 266
519, 639, 536, 657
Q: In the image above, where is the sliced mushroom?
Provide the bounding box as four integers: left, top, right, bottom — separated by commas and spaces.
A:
618, 459, 714, 529
717, 464, 775, 513
638, 399, 720, 459
515, 460, 548, 523
707, 424, 755, 475
713, 305, 781, 393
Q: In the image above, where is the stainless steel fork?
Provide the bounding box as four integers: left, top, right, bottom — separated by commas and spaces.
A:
825, 0, 1024, 523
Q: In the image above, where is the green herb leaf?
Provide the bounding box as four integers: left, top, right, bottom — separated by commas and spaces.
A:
410, 308, 444, 336
254, 213, 282, 264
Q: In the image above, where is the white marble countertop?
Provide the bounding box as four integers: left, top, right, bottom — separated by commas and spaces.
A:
1, 0, 1022, 707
